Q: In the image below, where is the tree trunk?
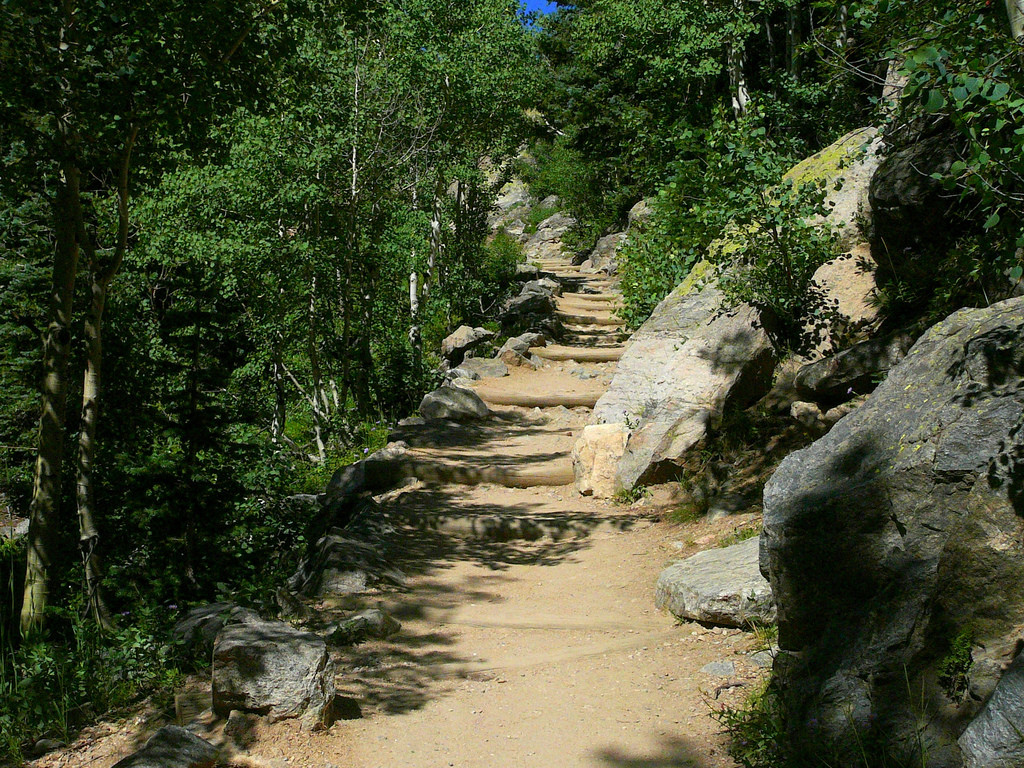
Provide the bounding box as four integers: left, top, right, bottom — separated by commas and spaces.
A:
76, 273, 113, 629
74, 125, 136, 630
728, 41, 749, 118
787, 5, 802, 77
21, 164, 82, 636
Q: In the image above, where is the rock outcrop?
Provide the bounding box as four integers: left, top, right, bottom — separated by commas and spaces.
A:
289, 527, 403, 598
173, 603, 260, 658
213, 617, 336, 728
584, 266, 775, 491
762, 296, 1024, 766
869, 126, 965, 274
793, 330, 916, 405
656, 536, 775, 628
111, 726, 217, 768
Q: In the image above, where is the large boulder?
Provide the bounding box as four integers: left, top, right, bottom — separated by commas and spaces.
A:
111, 726, 217, 768
172, 603, 260, 659
212, 617, 336, 728
458, 357, 508, 379
784, 126, 883, 251
579, 232, 625, 274
419, 386, 490, 421
288, 528, 403, 598
959, 653, 1024, 768
785, 127, 885, 349
655, 536, 775, 628
626, 199, 654, 230
762, 297, 1024, 766
793, 330, 916, 405
868, 125, 966, 281
500, 288, 559, 337
588, 264, 776, 491
571, 423, 630, 498
440, 325, 495, 367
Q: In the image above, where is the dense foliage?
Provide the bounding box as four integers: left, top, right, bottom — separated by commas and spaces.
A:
0, 0, 534, 757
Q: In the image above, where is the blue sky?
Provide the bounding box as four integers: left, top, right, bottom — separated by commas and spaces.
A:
521, 0, 558, 14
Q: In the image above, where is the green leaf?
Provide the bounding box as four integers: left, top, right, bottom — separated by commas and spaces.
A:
983, 211, 1001, 229
923, 89, 946, 112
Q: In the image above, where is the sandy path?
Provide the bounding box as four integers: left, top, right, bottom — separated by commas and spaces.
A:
330, 256, 751, 768
339, 485, 747, 768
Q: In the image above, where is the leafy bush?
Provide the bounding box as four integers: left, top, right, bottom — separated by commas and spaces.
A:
0, 606, 184, 763
619, 111, 840, 349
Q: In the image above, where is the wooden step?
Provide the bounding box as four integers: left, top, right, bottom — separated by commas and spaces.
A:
562, 292, 620, 302
555, 311, 623, 326
530, 345, 624, 363
366, 455, 574, 489
474, 388, 602, 408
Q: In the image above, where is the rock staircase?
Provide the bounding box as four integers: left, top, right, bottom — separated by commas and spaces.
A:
383, 221, 628, 493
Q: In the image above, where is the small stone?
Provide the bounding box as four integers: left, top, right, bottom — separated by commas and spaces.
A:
701, 661, 736, 677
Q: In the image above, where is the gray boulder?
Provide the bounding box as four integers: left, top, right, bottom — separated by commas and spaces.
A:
419, 386, 490, 421
440, 325, 495, 366
588, 265, 775, 490
289, 529, 404, 598
173, 603, 259, 658
111, 726, 217, 768
626, 199, 654, 230
960, 653, 1024, 768
655, 536, 775, 628
762, 296, 1024, 766
586, 232, 625, 274
500, 291, 559, 337
498, 331, 546, 358
212, 618, 336, 728
794, 331, 916, 405
869, 127, 965, 280
327, 608, 402, 645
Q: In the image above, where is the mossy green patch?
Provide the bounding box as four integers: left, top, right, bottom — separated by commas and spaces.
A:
783, 127, 876, 188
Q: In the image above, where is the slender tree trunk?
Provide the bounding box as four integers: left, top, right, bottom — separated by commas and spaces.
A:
728, 42, 749, 118
787, 5, 802, 77
76, 274, 112, 628
74, 126, 136, 629
21, 164, 81, 636
271, 351, 287, 444
428, 175, 444, 293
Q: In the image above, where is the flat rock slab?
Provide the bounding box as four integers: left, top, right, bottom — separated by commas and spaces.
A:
960, 653, 1024, 768
655, 536, 775, 628
111, 726, 217, 768
459, 357, 508, 379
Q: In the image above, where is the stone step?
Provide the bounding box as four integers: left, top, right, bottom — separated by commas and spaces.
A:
530, 345, 624, 363
556, 298, 624, 311
474, 388, 602, 408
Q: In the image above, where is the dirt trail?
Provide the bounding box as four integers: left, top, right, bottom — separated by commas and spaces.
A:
32, 250, 766, 768
330, 256, 756, 768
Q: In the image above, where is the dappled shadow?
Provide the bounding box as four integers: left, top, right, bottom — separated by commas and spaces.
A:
593, 735, 720, 768
311, 480, 650, 717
